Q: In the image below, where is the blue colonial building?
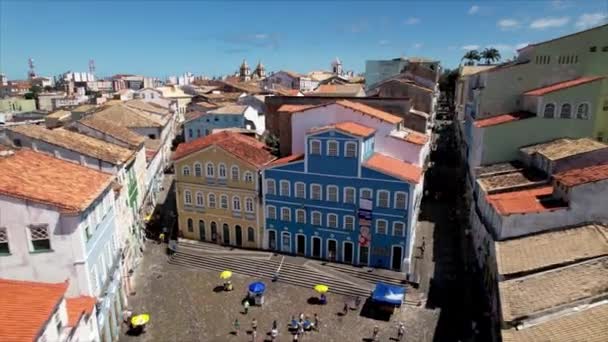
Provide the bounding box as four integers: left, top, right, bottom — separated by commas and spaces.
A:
263, 121, 423, 272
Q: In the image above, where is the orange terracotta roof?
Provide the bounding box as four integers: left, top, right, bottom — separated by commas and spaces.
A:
474, 111, 535, 128
336, 100, 402, 124
0, 278, 68, 342
523, 76, 604, 96
66, 296, 96, 327
309, 121, 376, 138
487, 186, 567, 215
0, 149, 113, 213
277, 104, 319, 113
173, 131, 276, 167
269, 153, 305, 166
405, 131, 429, 145
363, 153, 422, 184
554, 163, 608, 187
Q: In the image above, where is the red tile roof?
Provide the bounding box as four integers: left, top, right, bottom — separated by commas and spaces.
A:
404, 131, 429, 145
336, 100, 402, 124
523, 76, 604, 96
268, 153, 305, 166
0, 279, 68, 342
66, 296, 96, 327
309, 121, 376, 138
474, 111, 535, 128
0, 149, 114, 213
487, 186, 567, 215
554, 163, 608, 187
173, 131, 276, 167
277, 104, 319, 113
364, 153, 422, 184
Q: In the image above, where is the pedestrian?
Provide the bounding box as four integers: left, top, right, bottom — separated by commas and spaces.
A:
271, 326, 278, 341
343, 302, 349, 315
158, 232, 165, 244
234, 319, 240, 336
354, 296, 361, 309
299, 312, 304, 322
293, 332, 299, 341
272, 320, 278, 330
251, 329, 257, 342
313, 313, 319, 332
397, 322, 405, 341
372, 325, 379, 342
243, 300, 250, 314
252, 318, 258, 332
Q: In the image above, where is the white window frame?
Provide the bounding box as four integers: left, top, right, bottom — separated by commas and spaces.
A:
266, 179, 276, 195
392, 221, 406, 237
220, 194, 228, 209
281, 207, 291, 221
311, 211, 322, 226
326, 185, 338, 202
0, 226, 10, 254
543, 102, 556, 118
232, 196, 241, 211
343, 215, 355, 230
344, 187, 356, 204
310, 139, 321, 155
218, 163, 227, 178
296, 209, 306, 223
208, 193, 216, 208
327, 140, 339, 156
244, 171, 254, 183
184, 190, 192, 205
279, 180, 291, 196
194, 162, 202, 177
267, 205, 277, 219
195, 191, 204, 207
360, 188, 373, 200
327, 213, 338, 228
310, 183, 322, 201
394, 191, 408, 210
376, 219, 388, 234
560, 103, 572, 119
376, 190, 390, 208
345, 141, 357, 158
27, 224, 51, 252
576, 102, 590, 119
182, 166, 191, 176
295, 182, 306, 199
206, 162, 215, 177
245, 197, 254, 213
231, 165, 240, 181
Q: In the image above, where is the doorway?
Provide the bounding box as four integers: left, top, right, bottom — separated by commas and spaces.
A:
296, 234, 306, 255
281, 232, 291, 253
211, 222, 218, 242
327, 240, 337, 262
235, 225, 242, 246
312, 237, 322, 258
359, 246, 369, 266
198, 220, 205, 241
343, 241, 354, 264
223, 224, 230, 245
268, 230, 277, 250
391, 245, 403, 271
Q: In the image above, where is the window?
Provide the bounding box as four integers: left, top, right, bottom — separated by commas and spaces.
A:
266, 179, 276, 195
326, 185, 338, 202
295, 182, 306, 199
0, 227, 10, 254
327, 213, 338, 228
345, 142, 357, 158
184, 190, 192, 205
590, 46, 597, 52
377, 190, 390, 208
194, 163, 202, 177
376, 220, 388, 234
208, 193, 216, 208
344, 216, 355, 230
296, 209, 306, 223
361, 188, 372, 200
393, 222, 405, 236
327, 140, 338, 156
280, 180, 290, 196
311, 211, 322, 226
395, 192, 408, 209
267, 206, 277, 219
244, 172, 254, 183
560, 103, 572, 119
196, 192, 204, 207
311, 184, 322, 200
220, 195, 228, 209
344, 187, 355, 204
543, 103, 555, 118
603, 46, 608, 52
576, 103, 589, 119
182, 166, 191, 176
232, 196, 241, 211
231, 166, 240, 181
84, 224, 92, 242
247, 227, 255, 242
218, 163, 227, 178
245, 198, 254, 212
187, 218, 193, 232
199, 220, 205, 240
281, 207, 291, 221
206, 162, 215, 177
310, 140, 321, 155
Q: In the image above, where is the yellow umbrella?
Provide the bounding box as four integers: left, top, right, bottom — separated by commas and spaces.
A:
220, 270, 233, 279
314, 284, 329, 294
131, 314, 150, 326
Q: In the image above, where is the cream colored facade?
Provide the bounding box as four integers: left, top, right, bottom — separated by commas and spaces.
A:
175, 145, 264, 248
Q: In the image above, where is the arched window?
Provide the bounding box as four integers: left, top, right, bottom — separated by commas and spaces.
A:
311, 211, 322, 226
560, 103, 572, 119
327, 140, 339, 156
199, 220, 205, 240
394, 192, 408, 209
345, 142, 357, 158
244, 171, 254, 183
543, 103, 555, 118
195, 192, 204, 207
187, 218, 193, 232
220, 195, 228, 209
281, 207, 291, 221
218, 163, 227, 178
245, 198, 254, 212
327, 213, 338, 228
208, 193, 216, 208
296, 209, 306, 223
231, 166, 240, 181
182, 166, 191, 176
194, 163, 202, 177
232, 196, 241, 211
206, 162, 215, 177
310, 139, 321, 155
184, 190, 192, 205
377, 190, 390, 208
295, 182, 306, 199
326, 185, 338, 202
280, 180, 290, 196
576, 103, 589, 119
247, 227, 255, 242
266, 179, 276, 195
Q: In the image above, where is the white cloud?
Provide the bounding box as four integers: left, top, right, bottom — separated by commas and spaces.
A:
497, 18, 520, 30
404, 17, 420, 25
468, 5, 479, 15
378, 40, 390, 46
461, 45, 480, 50
575, 13, 608, 29
412, 43, 423, 49
254, 33, 268, 39
530, 17, 570, 29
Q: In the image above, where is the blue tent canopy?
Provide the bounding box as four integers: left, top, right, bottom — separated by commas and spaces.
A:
371, 282, 406, 306
248, 281, 266, 294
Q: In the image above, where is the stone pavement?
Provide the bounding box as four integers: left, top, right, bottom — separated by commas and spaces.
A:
123, 242, 439, 342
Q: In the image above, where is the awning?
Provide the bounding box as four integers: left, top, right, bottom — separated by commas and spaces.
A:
371, 282, 406, 306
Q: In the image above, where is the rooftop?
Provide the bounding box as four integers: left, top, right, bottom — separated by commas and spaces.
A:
523, 76, 604, 96
501, 303, 608, 342
499, 257, 608, 323
335, 100, 402, 124
201, 92, 243, 102
459, 65, 495, 77
78, 115, 145, 149
474, 111, 536, 128
495, 223, 608, 277
389, 129, 429, 146
66, 296, 96, 327
46, 110, 72, 120
476, 161, 525, 178
94, 104, 165, 128
0, 149, 113, 212
207, 105, 249, 115
520, 138, 608, 161
0, 278, 68, 342
487, 186, 567, 216
309, 121, 376, 138
554, 163, 608, 187
173, 131, 276, 167
478, 169, 547, 192
9, 125, 135, 165
124, 99, 170, 116
277, 104, 318, 113
363, 152, 422, 184
156, 86, 192, 98
311, 84, 365, 97
268, 153, 305, 167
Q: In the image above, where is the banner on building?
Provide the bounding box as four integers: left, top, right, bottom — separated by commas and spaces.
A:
358, 202, 372, 247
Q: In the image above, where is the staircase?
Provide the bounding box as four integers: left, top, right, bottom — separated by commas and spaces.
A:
313, 262, 407, 287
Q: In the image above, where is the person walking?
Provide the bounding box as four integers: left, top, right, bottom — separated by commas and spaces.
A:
343, 302, 349, 315
233, 319, 240, 336
272, 320, 278, 330
252, 318, 258, 332
313, 313, 319, 332
251, 329, 257, 342
243, 300, 250, 314
397, 322, 405, 341
372, 325, 380, 342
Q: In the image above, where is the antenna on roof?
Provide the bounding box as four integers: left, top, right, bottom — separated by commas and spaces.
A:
27, 57, 36, 79
89, 59, 96, 75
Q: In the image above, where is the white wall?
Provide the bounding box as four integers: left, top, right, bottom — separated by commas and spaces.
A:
38, 299, 68, 342
243, 106, 265, 135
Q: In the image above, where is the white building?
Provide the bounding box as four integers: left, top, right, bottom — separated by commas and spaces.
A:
0, 149, 123, 342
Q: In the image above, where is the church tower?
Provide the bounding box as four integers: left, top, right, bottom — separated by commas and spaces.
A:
331, 57, 343, 75
239, 59, 251, 82
253, 60, 266, 79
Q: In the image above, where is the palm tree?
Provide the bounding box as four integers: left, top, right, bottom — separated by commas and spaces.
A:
461, 50, 481, 66
481, 48, 501, 64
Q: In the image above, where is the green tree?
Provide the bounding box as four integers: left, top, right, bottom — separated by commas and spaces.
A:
461, 50, 481, 66
24, 84, 43, 100
265, 134, 280, 157
481, 48, 501, 64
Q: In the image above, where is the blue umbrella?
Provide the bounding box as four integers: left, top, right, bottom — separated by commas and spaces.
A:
248, 281, 266, 294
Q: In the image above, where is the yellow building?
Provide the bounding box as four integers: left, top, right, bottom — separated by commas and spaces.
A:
173, 131, 276, 248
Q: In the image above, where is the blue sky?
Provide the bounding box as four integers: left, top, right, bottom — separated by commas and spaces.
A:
1, 1, 606, 79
